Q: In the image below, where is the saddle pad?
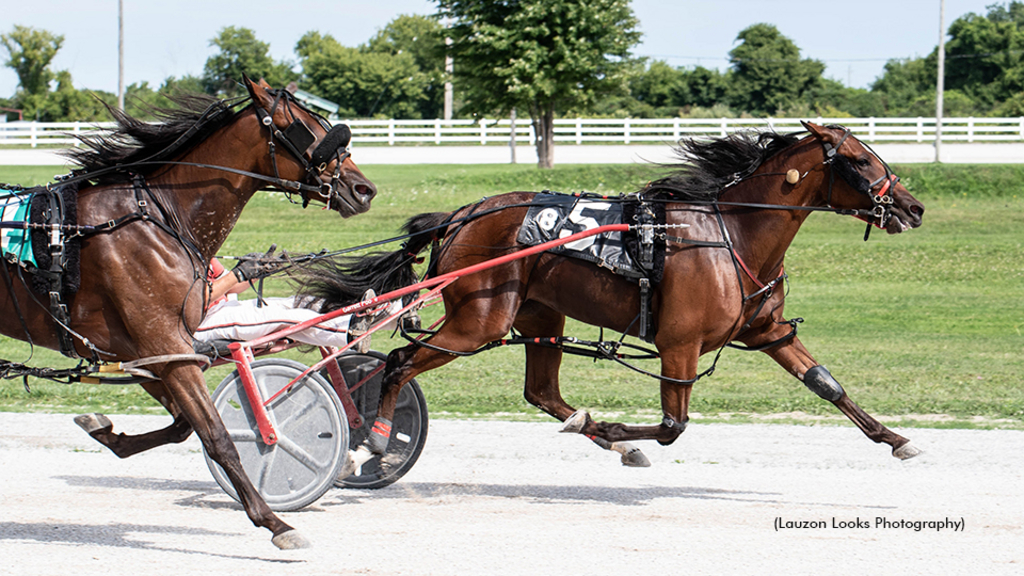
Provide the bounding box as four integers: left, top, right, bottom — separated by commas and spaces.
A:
0, 189, 37, 267
516, 193, 644, 279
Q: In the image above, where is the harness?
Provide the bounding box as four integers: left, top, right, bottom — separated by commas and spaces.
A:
397, 127, 903, 387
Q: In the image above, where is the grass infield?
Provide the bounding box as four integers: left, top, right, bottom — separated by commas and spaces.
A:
0, 162, 1021, 429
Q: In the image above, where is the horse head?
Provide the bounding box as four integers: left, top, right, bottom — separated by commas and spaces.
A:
801, 121, 924, 235
243, 76, 376, 217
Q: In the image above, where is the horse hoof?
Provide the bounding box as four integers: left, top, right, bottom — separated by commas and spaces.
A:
893, 443, 922, 460
560, 410, 590, 434
612, 442, 651, 468
73, 413, 113, 435
272, 529, 311, 550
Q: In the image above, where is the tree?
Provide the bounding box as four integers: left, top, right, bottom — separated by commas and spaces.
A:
803, 78, 885, 118
43, 70, 109, 121
203, 27, 297, 97
727, 23, 824, 116
944, 2, 1024, 110
439, 0, 641, 168
1, 25, 65, 118
870, 56, 936, 115
1, 25, 63, 96
298, 32, 430, 118
630, 60, 684, 113
364, 15, 446, 118
677, 65, 730, 110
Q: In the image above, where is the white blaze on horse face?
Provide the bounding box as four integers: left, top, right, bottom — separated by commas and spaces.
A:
559, 201, 611, 251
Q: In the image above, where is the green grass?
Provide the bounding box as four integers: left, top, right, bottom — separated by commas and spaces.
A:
1, 163, 1022, 429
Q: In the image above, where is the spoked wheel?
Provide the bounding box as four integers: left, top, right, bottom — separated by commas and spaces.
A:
332, 351, 428, 489
205, 358, 348, 511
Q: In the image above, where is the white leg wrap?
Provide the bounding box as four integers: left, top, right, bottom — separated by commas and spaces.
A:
337, 446, 375, 481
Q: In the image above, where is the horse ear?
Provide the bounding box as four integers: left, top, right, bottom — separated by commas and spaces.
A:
243, 75, 275, 109
258, 78, 273, 90
802, 121, 830, 142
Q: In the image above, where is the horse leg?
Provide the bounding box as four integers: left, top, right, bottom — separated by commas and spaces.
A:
561, 343, 697, 448
342, 294, 521, 476
761, 333, 920, 460
512, 302, 651, 466
155, 360, 308, 549
74, 381, 194, 458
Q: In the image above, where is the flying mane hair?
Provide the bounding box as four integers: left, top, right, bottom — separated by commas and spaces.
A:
62, 93, 241, 183
644, 130, 802, 202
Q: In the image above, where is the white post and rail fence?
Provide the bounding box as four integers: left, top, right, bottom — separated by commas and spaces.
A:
2, 116, 1023, 164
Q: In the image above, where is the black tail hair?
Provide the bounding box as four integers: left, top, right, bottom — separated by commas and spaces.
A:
292, 211, 451, 312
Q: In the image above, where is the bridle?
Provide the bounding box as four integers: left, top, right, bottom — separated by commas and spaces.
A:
250, 88, 353, 209
819, 126, 900, 240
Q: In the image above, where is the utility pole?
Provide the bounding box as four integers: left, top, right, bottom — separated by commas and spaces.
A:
118, 0, 125, 111
444, 27, 453, 121
509, 108, 517, 164
935, 0, 945, 163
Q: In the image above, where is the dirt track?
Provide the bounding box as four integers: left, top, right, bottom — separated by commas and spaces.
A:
1, 412, 1021, 576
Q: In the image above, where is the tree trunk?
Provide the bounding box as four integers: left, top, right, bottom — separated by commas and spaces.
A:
533, 105, 555, 169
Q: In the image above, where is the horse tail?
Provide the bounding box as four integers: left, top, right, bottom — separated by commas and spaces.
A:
292, 211, 452, 312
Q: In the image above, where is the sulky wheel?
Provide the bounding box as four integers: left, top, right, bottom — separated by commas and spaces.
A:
205, 358, 348, 511
332, 351, 428, 489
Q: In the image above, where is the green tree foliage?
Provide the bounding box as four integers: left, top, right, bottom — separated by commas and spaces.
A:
1, 25, 62, 97
298, 31, 430, 118
202, 27, 297, 97
869, 2, 1024, 116
870, 57, 937, 115
1, 25, 65, 119
439, 0, 641, 168
944, 1, 1024, 109
364, 14, 446, 119
727, 23, 825, 115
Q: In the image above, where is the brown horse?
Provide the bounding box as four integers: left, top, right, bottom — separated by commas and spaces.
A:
307, 121, 925, 468
0, 77, 375, 548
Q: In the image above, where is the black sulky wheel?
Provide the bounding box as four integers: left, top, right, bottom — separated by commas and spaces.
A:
331, 351, 428, 490
205, 358, 348, 512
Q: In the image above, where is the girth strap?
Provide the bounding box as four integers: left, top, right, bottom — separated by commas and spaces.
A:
40, 188, 79, 358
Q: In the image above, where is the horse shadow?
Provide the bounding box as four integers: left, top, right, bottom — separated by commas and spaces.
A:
319, 481, 782, 508
54, 474, 240, 511
53, 474, 897, 513
0, 521, 301, 563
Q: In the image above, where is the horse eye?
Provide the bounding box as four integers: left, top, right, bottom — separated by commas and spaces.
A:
856, 157, 872, 167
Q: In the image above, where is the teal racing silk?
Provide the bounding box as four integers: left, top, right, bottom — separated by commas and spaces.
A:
0, 188, 37, 267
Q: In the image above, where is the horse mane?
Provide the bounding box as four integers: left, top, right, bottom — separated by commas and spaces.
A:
62, 93, 242, 183
645, 130, 803, 201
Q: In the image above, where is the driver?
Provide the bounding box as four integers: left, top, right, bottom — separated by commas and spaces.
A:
195, 246, 395, 351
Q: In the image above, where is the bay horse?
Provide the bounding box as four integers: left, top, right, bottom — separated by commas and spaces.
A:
304, 121, 925, 468
0, 77, 375, 548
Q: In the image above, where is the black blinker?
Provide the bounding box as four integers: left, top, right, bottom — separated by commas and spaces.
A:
830, 155, 871, 194
282, 120, 317, 154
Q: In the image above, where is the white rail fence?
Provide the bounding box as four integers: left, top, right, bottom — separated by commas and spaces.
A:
3, 117, 1024, 148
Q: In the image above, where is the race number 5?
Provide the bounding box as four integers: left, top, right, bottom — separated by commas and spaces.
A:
559, 201, 610, 251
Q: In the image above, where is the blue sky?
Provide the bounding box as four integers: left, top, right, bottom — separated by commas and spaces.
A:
0, 0, 1001, 98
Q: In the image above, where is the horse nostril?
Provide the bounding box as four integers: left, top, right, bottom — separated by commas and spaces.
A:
910, 204, 924, 216
355, 183, 376, 199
